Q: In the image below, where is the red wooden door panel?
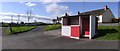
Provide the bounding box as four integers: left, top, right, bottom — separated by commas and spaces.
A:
71, 26, 80, 38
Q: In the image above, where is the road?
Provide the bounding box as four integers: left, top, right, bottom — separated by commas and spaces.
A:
0, 27, 1, 33
98, 23, 120, 26
2, 26, 119, 49
0, 27, 2, 50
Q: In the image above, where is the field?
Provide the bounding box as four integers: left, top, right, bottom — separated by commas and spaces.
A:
4, 26, 37, 35
45, 24, 61, 31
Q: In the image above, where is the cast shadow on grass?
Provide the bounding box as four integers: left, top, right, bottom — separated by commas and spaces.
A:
92, 29, 118, 39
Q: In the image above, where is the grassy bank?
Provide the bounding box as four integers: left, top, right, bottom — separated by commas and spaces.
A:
45, 24, 61, 31
4, 26, 37, 35
95, 26, 120, 40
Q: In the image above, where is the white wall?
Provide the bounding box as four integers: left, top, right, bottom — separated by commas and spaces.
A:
97, 15, 102, 23
62, 26, 71, 36
89, 15, 96, 39
102, 9, 115, 22
61, 18, 71, 36
79, 16, 82, 35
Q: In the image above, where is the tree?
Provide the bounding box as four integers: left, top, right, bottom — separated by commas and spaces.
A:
57, 17, 61, 24
52, 19, 57, 24
20, 22, 25, 26
20, 22, 24, 24
2, 22, 3, 24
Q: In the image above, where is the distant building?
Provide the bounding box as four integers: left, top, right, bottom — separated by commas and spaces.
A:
57, 6, 115, 23
80, 5, 115, 23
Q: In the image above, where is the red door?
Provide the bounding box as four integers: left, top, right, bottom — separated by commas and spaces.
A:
71, 26, 80, 39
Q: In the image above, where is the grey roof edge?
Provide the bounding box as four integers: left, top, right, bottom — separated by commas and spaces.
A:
59, 8, 110, 18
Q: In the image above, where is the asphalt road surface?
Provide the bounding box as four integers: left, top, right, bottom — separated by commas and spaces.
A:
0, 27, 1, 48
98, 23, 120, 26
0, 27, 2, 36
2, 26, 119, 49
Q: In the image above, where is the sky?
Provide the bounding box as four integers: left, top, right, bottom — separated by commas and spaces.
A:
0, 2, 119, 23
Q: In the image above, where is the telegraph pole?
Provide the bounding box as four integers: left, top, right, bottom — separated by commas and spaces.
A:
26, 10, 32, 24
10, 15, 13, 34
18, 15, 20, 28
18, 15, 20, 24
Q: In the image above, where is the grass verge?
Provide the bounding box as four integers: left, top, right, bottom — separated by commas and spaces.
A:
4, 26, 37, 35
95, 26, 120, 40
45, 24, 61, 31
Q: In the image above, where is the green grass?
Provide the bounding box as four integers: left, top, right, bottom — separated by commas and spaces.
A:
95, 26, 120, 40
45, 24, 61, 31
4, 26, 37, 35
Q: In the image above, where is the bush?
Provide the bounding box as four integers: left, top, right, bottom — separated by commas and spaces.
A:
45, 24, 61, 31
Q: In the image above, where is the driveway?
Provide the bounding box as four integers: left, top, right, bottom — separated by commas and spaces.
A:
2, 26, 118, 49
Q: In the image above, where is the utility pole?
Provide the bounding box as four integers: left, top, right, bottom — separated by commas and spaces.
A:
26, 11, 29, 23
26, 10, 32, 24
10, 15, 13, 34
18, 15, 20, 28
18, 15, 20, 24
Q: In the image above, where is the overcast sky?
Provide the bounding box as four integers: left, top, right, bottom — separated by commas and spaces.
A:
0, 1, 118, 23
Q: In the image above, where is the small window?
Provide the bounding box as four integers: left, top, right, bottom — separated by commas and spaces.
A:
63, 17, 79, 25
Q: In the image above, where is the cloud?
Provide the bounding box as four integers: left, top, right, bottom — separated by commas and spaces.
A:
25, 2, 36, 7
0, 12, 53, 23
20, 2, 24, 4
42, 0, 71, 18
0, 12, 18, 15
42, 0, 61, 4
59, 11, 73, 16
45, 3, 68, 14
50, 11, 73, 19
